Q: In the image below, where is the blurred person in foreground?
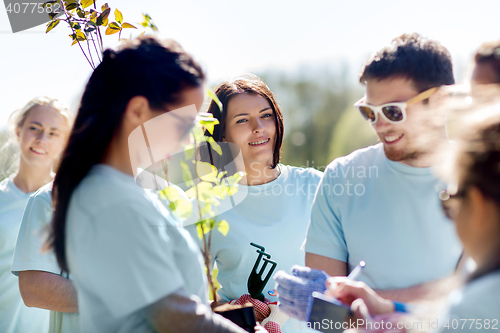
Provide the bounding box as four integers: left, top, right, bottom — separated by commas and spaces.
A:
48, 36, 264, 333
0, 97, 71, 333
319, 102, 500, 332
472, 39, 500, 85
290, 33, 462, 322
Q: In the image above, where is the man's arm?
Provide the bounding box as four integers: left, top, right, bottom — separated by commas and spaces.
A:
306, 252, 347, 277
18, 270, 78, 313
375, 274, 461, 304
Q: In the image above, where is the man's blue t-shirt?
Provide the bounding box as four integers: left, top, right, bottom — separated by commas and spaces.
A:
304, 143, 462, 290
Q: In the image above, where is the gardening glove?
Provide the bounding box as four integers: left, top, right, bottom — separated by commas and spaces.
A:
229, 294, 271, 322
261, 302, 289, 333
273, 265, 329, 321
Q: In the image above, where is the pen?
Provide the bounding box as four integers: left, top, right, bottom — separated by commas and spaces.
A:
346, 260, 366, 281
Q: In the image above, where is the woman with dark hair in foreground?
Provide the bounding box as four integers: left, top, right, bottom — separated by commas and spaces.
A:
49, 36, 262, 333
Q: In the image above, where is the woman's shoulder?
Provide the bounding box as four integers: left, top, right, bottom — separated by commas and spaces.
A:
446, 271, 500, 320
72, 165, 153, 215
0, 176, 13, 192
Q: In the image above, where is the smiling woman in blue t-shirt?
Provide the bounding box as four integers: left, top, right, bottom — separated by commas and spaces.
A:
0, 97, 71, 333
187, 75, 322, 332
47, 36, 255, 333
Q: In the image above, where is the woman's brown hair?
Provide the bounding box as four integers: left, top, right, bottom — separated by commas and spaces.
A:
203, 75, 284, 169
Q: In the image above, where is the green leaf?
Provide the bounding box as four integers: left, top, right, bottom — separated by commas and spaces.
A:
159, 186, 183, 203
217, 220, 229, 236
141, 12, 159, 31
200, 118, 219, 135
80, 0, 94, 8
227, 171, 244, 187
122, 22, 137, 29
46, 19, 60, 33
114, 8, 123, 24
96, 7, 110, 26
198, 182, 215, 201
77, 8, 85, 18
192, 126, 206, 144
180, 160, 194, 187
196, 161, 218, 183
48, 12, 58, 19
109, 22, 120, 29
75, 30, 86, 41
170, 199, 193, 221
101, 3, 109, 11
212, 185, 227, 199
207, 136, 222, 155
105, 26, 120, 35
200, 202, 213, 217
196, 224, 204, 240
65, 2, 79, 10
70, 21, 81, 29
195, 219, 213, 237
207, 88, 223, 113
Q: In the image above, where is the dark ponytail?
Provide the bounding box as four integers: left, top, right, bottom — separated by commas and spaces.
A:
50, 36, 205, 272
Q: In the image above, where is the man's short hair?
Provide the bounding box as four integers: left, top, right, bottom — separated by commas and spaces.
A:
474, 39, 500, 84
359, 33, 455, 92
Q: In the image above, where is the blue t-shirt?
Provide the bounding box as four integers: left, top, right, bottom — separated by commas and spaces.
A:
0, 177, 50, 333
304, 144, 462, 289
186, 165, 322, 332
437, 271, 500, 333
66, 165, 208, 333
12, 182, 79, 333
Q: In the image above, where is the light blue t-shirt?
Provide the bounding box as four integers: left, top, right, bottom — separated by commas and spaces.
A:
11, 182, 79, 333
186, 165, 322, 332
437, 271, 500, 333
66, 165, 208, 333
0, 177, 50, 333
304, 143, 462, 290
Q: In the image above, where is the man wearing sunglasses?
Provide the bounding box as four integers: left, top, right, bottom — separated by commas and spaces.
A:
302, 33, 462, 304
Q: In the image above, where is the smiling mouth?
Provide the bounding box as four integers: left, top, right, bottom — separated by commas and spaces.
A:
383, 134, 404, 145
30, 147, 47, 155
249, 138, 270, 146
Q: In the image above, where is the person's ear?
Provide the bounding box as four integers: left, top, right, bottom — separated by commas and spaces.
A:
123, 96, 154, 129
468, 187, 488, 228
15, 126, 21, 141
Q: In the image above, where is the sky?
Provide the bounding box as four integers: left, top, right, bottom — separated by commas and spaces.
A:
1, 0, 499, 130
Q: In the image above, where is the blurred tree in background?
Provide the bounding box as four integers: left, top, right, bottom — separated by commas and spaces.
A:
0, 62, 381, 181
257, 62, 378, 170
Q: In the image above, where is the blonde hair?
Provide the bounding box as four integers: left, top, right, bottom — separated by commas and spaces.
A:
0, 96, 73, 180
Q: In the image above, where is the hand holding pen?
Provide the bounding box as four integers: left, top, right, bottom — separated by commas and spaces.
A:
324, 261, 398, 316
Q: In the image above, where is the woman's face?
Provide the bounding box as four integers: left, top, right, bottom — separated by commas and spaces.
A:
16, 105, 69, 169
223, 93, 276, 167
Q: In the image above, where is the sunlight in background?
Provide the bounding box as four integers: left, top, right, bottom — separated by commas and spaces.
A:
1, 0, 499, 130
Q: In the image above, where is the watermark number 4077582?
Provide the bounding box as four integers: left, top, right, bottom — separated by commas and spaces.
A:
3, 1, 63, 33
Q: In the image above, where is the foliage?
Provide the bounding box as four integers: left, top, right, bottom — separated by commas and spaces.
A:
158, 109, 244, 303
258, 64, 367, 169
43, 0, 157, 69
328, 106, 378, 161
41, 0, 234, 304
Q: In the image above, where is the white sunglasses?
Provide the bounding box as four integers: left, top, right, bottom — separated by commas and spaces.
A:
354, 87, 438, 124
